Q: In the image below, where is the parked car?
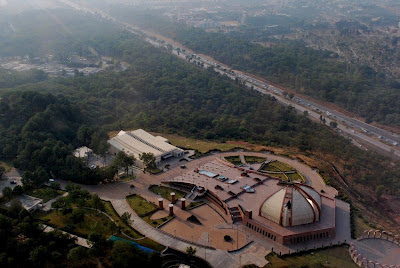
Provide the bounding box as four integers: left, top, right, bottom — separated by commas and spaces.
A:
10, 180, 17, 184
90, 165, 97, 170
180, 165, 187, 169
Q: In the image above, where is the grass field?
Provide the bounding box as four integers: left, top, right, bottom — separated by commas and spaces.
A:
142, 214, 173, 227
103, 201, 143, 239
26, 187, 65, 202
162, 135, 247, 153
126, 194, 157, 216
354, 215, 372, 238
286, 172, 303, 182
36, 208, 117, 238
267, 173, 288, 180
148, 185, 186, 201
225, 156, 242, 165
262, 161, 296, 172
244, 155, 266, 164
266, 245, 357, 267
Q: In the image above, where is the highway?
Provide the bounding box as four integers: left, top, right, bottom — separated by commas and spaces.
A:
59, 0, 400, 159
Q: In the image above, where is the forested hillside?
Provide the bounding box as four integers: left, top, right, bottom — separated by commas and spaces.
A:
108, 10, 400, 127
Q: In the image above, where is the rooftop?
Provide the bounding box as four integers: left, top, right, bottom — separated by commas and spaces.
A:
108, 129, 182, 159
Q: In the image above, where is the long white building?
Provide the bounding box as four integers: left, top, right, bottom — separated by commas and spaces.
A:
108, 129, 184, 167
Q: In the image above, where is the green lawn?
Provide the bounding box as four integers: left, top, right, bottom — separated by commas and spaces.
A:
354, 215, 372, 238
266, 245, 357, 267
142, 214, 173, 227
103, 201, 165, 251
103, 201, 143, 239
126, 194, 157, 216
262, 161, 295, 172
163, 134, 247, 153
148, 185, 186, 201
244, 155, 266, 164
225, 156, 242, 165
267, 173, 288, 181
26, 187, 65, 202
286, 172, 304, 183
35, 208, 117, 238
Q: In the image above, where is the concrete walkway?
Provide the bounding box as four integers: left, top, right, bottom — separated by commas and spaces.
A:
111, 198, 245, 267
42, 224, 93, 248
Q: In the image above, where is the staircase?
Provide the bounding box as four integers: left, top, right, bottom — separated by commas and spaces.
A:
229, 206, 243, 223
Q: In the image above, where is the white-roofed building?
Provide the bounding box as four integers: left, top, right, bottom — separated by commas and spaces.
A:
108, 129, 184, 167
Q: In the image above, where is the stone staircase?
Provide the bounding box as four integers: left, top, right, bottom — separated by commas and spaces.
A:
229, 206, 243, 223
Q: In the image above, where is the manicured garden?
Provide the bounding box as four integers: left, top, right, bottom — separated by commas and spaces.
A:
262, 161, 295, 172
126, 193, 173, 228
126, 194, 158, 216
260, 161, 305, 183
244, 155, 266, 164
224, 156, 242, 165
148, 185, 186, 201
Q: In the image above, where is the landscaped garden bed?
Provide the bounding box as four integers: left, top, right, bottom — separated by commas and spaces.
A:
148, 185, 186, 201
244, 155, 266, 164
224, 156, 242, 165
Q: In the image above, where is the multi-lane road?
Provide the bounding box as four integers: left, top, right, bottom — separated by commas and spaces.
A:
59, 0, 400, 159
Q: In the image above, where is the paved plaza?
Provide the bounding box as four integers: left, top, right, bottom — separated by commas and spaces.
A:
56, 151, 351, 268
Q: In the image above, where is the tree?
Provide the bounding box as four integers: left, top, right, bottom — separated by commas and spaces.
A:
0, 166, 5, 179
186, 246, 197, 258
140, 153, 156, 169
112, 241, 145, 268
113, 151, 135, 175
90, 194, 104, 212
30, 245, 48, 267
2, 186, 13, 201
121, 212, 132, 225
330, 121, 338, 128
70, 209, 85, 224
12, 185, 24, 195
375, 185, 385, 199
67, 247, 87, 263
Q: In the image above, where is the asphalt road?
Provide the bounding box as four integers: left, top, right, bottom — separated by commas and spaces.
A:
58, 0, 400, 160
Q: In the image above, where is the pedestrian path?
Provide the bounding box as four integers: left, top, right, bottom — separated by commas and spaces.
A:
41, 224, 93, 248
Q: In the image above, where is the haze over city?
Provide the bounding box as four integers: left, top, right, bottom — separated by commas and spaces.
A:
0, 0, 399, 267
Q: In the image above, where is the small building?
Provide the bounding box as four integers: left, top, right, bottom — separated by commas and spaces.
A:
6, 195, 43, 213
108, 129, 184, 167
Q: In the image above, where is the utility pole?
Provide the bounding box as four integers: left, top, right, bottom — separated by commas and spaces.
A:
236, 223, 239, 249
